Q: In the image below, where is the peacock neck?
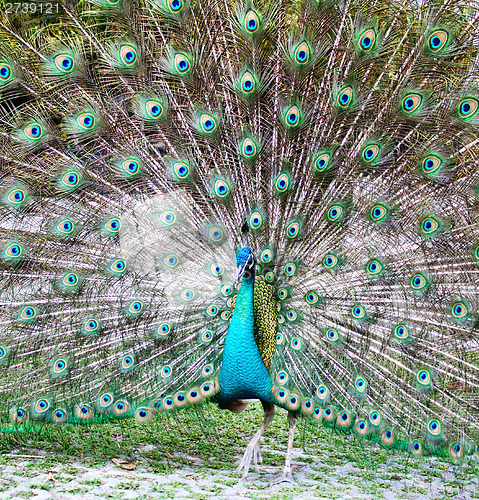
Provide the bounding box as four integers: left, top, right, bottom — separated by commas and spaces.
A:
217, 274, 274, 406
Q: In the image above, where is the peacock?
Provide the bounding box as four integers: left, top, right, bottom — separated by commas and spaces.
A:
1, 0, 479, 484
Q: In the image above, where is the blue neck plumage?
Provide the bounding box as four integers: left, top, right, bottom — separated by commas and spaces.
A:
217, 266, 274, 406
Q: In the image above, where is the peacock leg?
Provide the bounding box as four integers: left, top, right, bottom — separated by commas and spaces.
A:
236, 400, 275, 478
267, 411, 297, 486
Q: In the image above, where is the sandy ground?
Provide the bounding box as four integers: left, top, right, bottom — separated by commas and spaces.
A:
1, 444, 478, 499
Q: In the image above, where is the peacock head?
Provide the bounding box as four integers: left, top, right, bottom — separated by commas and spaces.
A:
236, 247, 255, 282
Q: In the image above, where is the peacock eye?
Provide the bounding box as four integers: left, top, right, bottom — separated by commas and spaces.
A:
283, 104, 302, 129
420, 216, 440, 236
284, 261, 297, 276
163, 253, 179, 268
305, 290, 320, 305
393, 324, 410, 341
145, 100, 164, 119
200, 113, 217, 133
313, 152, 331, 173
213, 178, 230, 199
54, 54, 74, 73
167, 0, 183, 12
240, 71, 255, 93
12, 407, 27, 423
351, 304, 366, 319
452, 301, 469, 319
52, 357, 69, 376
317, 385, 329, 399
294, 41, 310, 65
421, 155, 442, 174
244, 10, 260, 33
180, 289, 194, 301
103, 217, 121, 234
275, 172, 291, 194
119, 45, 137, 65
359, 29, 376, 52
411, 440, 422, 455
325, 328, 340, 343
322, 252, 339, 269
159, 210, 176, 226
458, 98, 479, 120
361, 144, 380, 163
370, 203, 389, 223
411, 273, 428, 291
428, 29, 448, 53
207, 225, 223, 243
23, 123, 43, 140
169, 161, 190, 182
60, 170, 80, 188
128, 300, 144, 314
108, 259, 126, 275
427, 418, 441, 436
35, 398, 51, 413
120, 354, 135, 371
123, 159, 140, 175
402, 93, 422, 114
20, 305, 37, 321
354, 377, 368, 397
287, 106, 299, 125
355, 420, 368, 434
241, 137, 258, 159
56, 219, 74, 235
327, 204, 345, 222
61, 272, 79, 288
82, 318, 100, 335
0, 63, 12, 81
290, 336, 301, 348
260, 247, 274, 263
174, 53, 190, 74
201, 330, 214, 342
417, 369, 432, 387
366, 259, 383, 276
286, 220, 301, 239
337, 86, 353, 108
205, 304, 219, 317
3, 242, 23, 259
76, 113, 95, 129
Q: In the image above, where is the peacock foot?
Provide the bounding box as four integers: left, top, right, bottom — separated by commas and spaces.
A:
266, 468, 296, 487
236, 440, 263, 478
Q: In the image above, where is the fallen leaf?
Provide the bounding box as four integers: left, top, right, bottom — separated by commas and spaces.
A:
165, 451, 174, 459
112, 458, 136, 470
43, 472, 57, 484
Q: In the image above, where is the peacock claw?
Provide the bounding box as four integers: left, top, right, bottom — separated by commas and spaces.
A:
236, 441, 263, 478
266, 469, 296, 487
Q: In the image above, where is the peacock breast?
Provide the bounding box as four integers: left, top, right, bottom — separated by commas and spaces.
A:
218, 276, 276, 405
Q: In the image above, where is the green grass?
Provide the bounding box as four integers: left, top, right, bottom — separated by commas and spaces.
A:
0, 402, 286, 468
0, 401, 478, 498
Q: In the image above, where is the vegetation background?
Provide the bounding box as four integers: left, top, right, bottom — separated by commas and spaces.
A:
1, 402, 479, 499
